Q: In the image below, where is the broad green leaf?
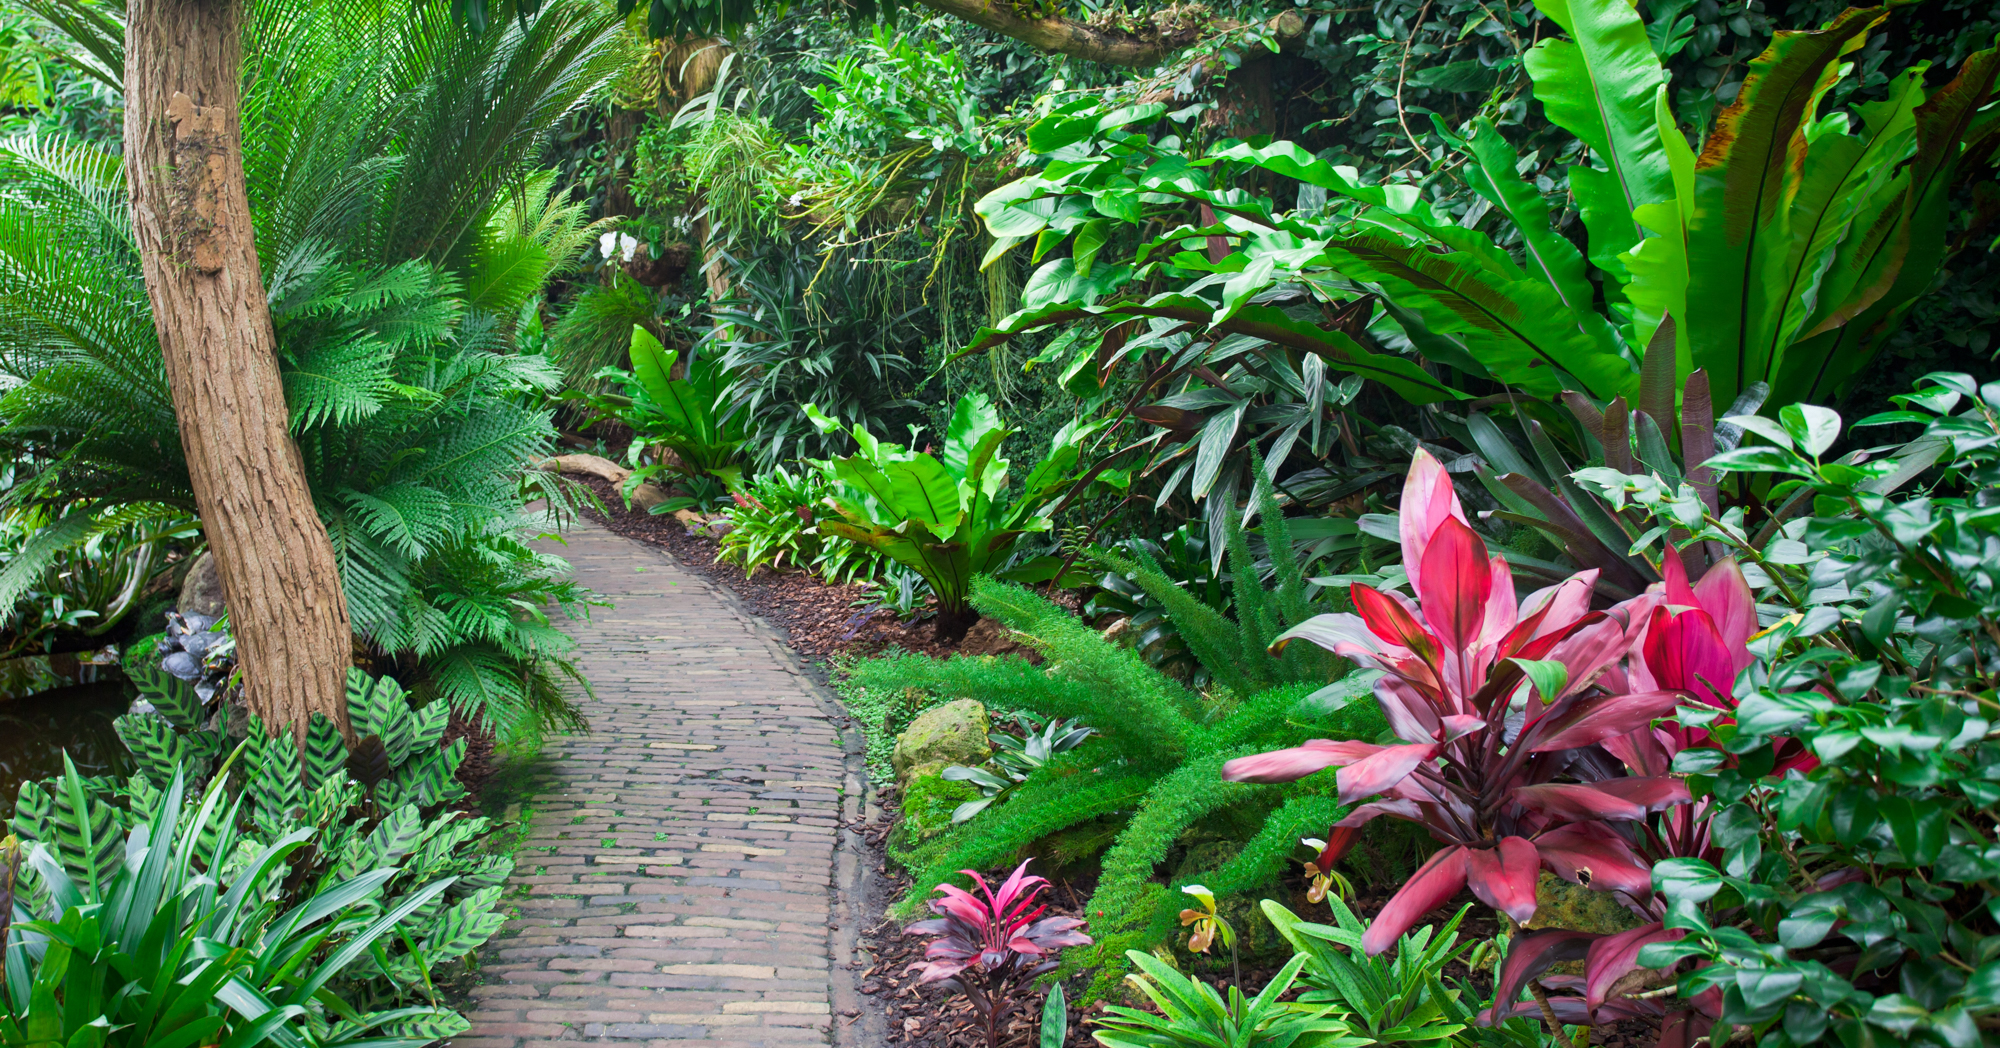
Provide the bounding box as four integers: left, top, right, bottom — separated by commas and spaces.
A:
626, 325, 679, 412
1317, 234, 1630, 398
1462, 119, 1592, 314
1682, 7, 1886, 407
1523, 0, 1674, 256
1779, 47, 1997, 405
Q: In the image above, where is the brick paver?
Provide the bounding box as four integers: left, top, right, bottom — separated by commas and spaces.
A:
460, 524, 860, 1047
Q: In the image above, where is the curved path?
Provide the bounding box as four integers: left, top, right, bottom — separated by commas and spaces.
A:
461, 522, 869, 1048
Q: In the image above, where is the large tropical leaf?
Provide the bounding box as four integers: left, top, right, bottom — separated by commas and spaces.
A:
1680, 5, 1887, 406
1522, 0, 1676, 268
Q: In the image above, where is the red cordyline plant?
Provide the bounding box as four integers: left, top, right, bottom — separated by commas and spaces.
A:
1223, 450, 1692, 952
1484, 546, 1814, 1042
905, 859, 1091, 1048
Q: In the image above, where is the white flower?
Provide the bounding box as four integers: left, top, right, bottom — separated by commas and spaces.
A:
617, 232, 640, 262
597, 231, 619, 260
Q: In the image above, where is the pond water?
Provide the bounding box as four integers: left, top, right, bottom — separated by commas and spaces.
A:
0, 681, 135, 821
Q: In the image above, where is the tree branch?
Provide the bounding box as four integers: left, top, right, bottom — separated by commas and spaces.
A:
909, 0, 1304, 67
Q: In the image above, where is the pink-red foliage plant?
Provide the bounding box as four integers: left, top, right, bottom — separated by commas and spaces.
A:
905, 859, 1092, 1048
1221, 450, 1777, 1040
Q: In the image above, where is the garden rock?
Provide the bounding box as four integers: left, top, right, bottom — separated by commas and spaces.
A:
628, 481, 673, 512
177, 551, 226, 619
540, 453, 629, 485
891, 698, 991, 784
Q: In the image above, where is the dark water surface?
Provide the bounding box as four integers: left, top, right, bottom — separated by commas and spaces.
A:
0, 681, 135, 821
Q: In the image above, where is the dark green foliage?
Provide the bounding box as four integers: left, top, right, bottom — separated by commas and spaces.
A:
1084, 523, 1223, 685
0, 0, 616, 732
15, 754, 125, 897
110, 710, 185, 788
712, 260, 925, 472
304, 712, 348, 788
849, 577, 1386, 998
1095, 460, 1347, 699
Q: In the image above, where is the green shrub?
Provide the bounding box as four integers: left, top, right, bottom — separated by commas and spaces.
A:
2, 761, 472, 1046
845, 576, 1392, 998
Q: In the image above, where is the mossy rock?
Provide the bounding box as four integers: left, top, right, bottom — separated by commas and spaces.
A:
890, 698, 991, 783
900, 772, 979, 843
1527, 871, 1647, 935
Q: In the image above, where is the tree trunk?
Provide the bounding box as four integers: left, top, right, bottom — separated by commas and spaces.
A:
124, 0, 354, 739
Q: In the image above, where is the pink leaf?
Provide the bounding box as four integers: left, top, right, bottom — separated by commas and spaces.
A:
1693, 558, 1756, 672
1439, 714, 1488, 741
1585, 922, 1679, 1008
1333, 798, 1425, 828
1643, 606, 1737, 709
1465, 836, 1540, 923
1661, 543, 1698, 607
1315, 824, 1363, 869
1270, 613, 1402, 664
1530, 690, 1687, 752
1602, 726, 1675, 777
1513, 777, 1691, 822
1361, 845, 1468, 956
1335, 742, 1439, 805
1534, 823, 1655, 896
1480, 928, 1598, 1025
1221, 739, 1382, 784
1518, 571, 1599, 642
1400, 448, 1466, 594
1473, 554, 1519, 652
1416, 516, 1491, 651
1353, 585, 1436, 658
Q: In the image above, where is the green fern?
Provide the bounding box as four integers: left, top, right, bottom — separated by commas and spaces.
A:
0, 0, 613, 732
849, 578, 1389, 999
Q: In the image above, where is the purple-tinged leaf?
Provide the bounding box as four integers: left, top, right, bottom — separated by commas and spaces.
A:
1513, 777, 1691, 822
1480, 928, 1598, 1026
1415, 515, 1491, 650
1221, 739, 1382, 784
1466, 836, 1541, 923
1362, 845, 1468, 956
1585, 921, 1679, 1008
1534, 823, 1655, 895
1335, 742, 1439, 804
1530, 690, 1686, 751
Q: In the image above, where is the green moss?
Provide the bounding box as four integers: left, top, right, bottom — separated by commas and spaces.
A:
892, 773, 980, 864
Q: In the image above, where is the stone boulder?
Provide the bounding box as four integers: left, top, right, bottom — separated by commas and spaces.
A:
891, 698, 991, 784
178, 551, 226, 619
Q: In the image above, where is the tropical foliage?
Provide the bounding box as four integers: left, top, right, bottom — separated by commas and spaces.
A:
0, 0, 619, 729
805, 393, 1105, 623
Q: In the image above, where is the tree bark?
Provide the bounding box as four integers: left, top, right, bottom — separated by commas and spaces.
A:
911, 0, 1187, 66
124, 0, 354, 738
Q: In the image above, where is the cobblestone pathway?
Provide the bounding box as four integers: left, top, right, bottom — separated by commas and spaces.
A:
462, 523, 864, 1048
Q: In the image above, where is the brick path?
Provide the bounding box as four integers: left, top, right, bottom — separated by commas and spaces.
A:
462, 523, 865, 1048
